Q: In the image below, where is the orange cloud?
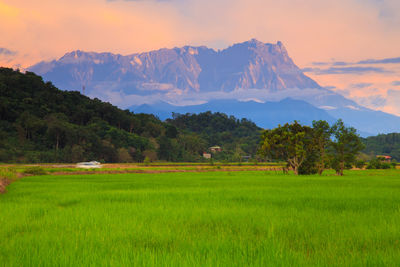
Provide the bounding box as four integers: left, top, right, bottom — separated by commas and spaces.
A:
0, 1, 19, 18
1, 0, 400, 115
2, 0, 400, 67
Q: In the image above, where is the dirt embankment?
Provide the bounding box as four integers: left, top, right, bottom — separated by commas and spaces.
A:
0, 178, 11, 194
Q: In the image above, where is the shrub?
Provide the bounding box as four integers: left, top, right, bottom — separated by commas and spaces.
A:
381, 162, 392, 169
366, 159, 393, 169
355, 160, 365, 169
0, 168, 17, 180
391, 159, 398, 169
22, 166, 47, 176
117, 148, 133, 163
144, 156, 151, 166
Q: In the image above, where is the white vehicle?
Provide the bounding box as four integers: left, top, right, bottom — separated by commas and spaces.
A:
76, 161, 102, 169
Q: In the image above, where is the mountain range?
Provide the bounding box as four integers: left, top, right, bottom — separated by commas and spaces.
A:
28, 39, 400, 136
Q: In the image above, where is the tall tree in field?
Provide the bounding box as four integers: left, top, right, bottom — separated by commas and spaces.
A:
312, 120, 332, 175
330, 119, 364, 176
259, 121, 312, 175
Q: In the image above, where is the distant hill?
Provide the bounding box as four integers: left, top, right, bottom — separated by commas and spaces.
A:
167, 112, 263, 159
0, 68, 156, 163
28, 39, 400, 136
131, 98, 338, 128
0, 68, 263, 163
362, 133, 400, 161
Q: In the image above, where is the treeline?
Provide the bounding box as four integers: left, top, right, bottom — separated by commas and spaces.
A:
258, 120, 364, 175
362, 133, 400, 161
167, 112, 262, 161
0, 68, 261, 163
1, 68, 398, 165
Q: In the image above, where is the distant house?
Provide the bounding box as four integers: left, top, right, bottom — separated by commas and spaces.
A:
203, 152, 212, 159
376, 155, 392, 162
209, 146, 222, 153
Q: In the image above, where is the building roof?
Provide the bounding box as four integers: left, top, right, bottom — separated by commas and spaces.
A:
377, 155, 392, 159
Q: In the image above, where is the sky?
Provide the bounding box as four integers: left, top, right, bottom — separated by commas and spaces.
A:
1, 0, 400, 114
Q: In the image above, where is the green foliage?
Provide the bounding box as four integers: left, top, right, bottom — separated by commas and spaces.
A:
312, 120, 332, 175
0, 68, 155, 163
0, 167, 17, 180
362, 133, 400, 160
0, 68, 265, 163
143, 156, 151, 166
391, 159, 398, 168
259, 120, 364, 175
330, 119, 365, 175
259, 121, 315, 175
22, 166, 47, 175
366, 158, 392, 169
2, 170, 400, 265
355, 160, 366, 169
168, 112, 261, 161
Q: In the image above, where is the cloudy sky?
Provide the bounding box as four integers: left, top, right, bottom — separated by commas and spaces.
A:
1, 0, 400, 114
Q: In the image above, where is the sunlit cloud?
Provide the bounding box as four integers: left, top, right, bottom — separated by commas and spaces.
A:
358, 57, 400, 64
1, 0, 400, 115
351, 83, 373, 89
303, 66, 391, 75
391, 81, 400, 86
0, 48, 16, 56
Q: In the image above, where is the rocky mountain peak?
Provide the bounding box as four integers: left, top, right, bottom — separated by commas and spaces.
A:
29, 39, 322, 95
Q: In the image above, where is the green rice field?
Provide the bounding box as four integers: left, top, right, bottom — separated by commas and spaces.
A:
1, 170, 400, 266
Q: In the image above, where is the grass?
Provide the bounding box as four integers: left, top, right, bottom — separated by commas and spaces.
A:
0, 163, 285, 176
1, 169, 400, 266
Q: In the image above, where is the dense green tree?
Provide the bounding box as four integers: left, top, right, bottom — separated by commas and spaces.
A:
312, 120, 332, 175
0, 67, 371, 165
45, 113, 71, 151
362, 133, 400, 160
167, 112, 261, 158
165, 124, 178, 139
330, 119, 364, 176
0, 68, 157, 163
259, 121, 313, 175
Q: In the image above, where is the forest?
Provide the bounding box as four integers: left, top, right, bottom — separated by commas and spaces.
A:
0, 68, 261, 163
362, 133, 400, 161
0, 67, 399, 164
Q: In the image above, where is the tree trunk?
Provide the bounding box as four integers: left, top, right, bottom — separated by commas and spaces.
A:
318, 150, 325, 175
294, 165, 299, 175
56, 133, 59, 151
340, 161, 344, 176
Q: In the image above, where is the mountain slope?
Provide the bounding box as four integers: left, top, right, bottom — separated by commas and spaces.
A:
29, 39, 321, 96
326, 107, 400, 134
28, 39, 400, 135
131, 98, 338, 130
131, 98, 400, 136
0, 68, 266, 163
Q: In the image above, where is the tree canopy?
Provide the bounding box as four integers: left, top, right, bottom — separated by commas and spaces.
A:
258, 120, 364, 175
0, 68, 263, 163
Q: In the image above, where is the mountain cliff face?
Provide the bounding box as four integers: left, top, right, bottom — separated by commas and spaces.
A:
28, 40, 400, 135
29, 39, 321, 95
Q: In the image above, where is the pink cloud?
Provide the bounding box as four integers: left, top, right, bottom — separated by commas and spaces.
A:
1, 0, 400, 115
